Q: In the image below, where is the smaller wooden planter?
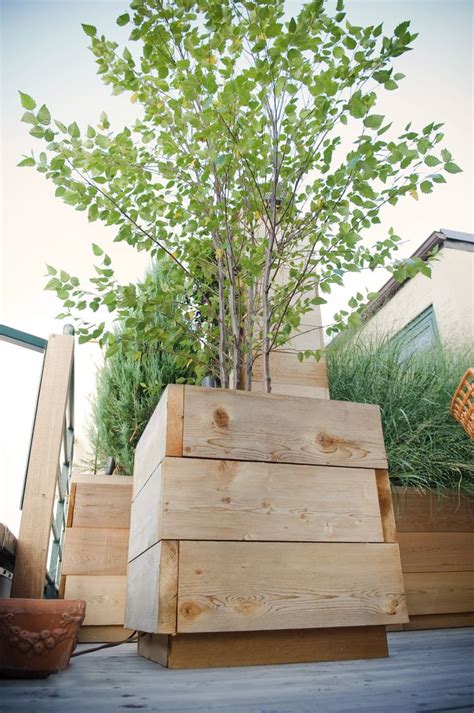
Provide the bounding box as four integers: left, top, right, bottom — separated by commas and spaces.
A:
61, 475, 133, 642
126, 385, 408, 668
392, 486, 474, 631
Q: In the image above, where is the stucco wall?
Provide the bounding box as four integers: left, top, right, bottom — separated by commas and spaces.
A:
361, 246, 474, 346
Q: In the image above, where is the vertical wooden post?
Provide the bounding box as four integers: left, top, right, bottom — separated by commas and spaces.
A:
11, 334, 74, 599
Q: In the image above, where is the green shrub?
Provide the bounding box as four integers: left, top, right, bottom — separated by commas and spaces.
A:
327, 337, 474, 493
89, 260, 197, 474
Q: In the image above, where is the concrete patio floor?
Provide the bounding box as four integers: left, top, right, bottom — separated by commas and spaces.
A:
1, 628, 473, 713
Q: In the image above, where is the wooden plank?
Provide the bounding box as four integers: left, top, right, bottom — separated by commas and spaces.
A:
393, 487, 474, 532
0, 523, 17, 560
66, 483, 76, 528
138, 633, 169, 666
128, 464, 162, 562
404, 571, 474, 615
62, 527, 129, 576
64, 575, 126, 625
257, 383, 329, 399
133, 385, 184, 500
72, 482, 132, 529
158, 541, 179, 633
376, 470, 397, 543
125, 541, 178, 634
158, 457, 383, 543
182, 386, 387, 469
177, 541, 408, 633
388, 612, 474, 631
78, 626, 135, 643
71, 474, 133, 485
11, 334, 74, 598
139, 626, 388, 669
398, 532, 474, 572
235, 353, 328, 397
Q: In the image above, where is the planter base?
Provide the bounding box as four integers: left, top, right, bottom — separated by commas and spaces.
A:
138, 626, 388, 669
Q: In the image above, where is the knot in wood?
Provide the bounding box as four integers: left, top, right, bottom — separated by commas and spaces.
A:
233, 597, 260, 615
315, 431, 338, 453
213, 408, 229, 428
180, 601, 204, 620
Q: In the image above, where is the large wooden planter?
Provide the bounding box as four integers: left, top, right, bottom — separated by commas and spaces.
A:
125, 385, 408, 668
392, 486, 474, 631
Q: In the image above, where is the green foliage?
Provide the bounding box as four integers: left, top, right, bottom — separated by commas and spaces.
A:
327, 337, 474, 493
19, 0, 460, 387
90, 260, 196, 473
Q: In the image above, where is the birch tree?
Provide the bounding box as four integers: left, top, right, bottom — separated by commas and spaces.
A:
19, 0, 460, 390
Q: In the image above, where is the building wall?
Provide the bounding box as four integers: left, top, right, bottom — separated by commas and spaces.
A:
361, 247, 474, 346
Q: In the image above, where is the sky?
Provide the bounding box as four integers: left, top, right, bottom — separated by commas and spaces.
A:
0, 0, 473, 535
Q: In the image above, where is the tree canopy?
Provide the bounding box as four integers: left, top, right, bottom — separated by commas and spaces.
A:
19, 0, 460, 389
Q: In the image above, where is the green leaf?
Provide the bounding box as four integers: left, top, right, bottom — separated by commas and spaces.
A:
445, 161, 462, 174
17, 157, 35, 167
82, 23, 97, 37
37, 104, 51, 125
116, 13, 130, 26
46, 265, 57, 275
441, 148, 452, 162
424, 155, 440, 167
45, 277, 62, 291
384, 80, 398, 91
68, 121, 80, 138
363, 114, 384, 130
288, 17, 296, 32
29, 126, 44, 139
394, 20, 410, 37
92, 243, 103, 256
21, 111, 37, 125
19, 91, 36, 110
420, 180, 432, 194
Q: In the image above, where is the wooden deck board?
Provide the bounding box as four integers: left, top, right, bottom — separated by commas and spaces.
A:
1, 629, 472, 712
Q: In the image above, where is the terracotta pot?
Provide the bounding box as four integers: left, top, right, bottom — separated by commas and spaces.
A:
0, 598, 86, 678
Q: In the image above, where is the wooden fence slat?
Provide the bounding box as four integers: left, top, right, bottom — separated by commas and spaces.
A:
11, 334, 74, 598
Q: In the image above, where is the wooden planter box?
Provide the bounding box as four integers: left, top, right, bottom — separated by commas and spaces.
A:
125, 385, 408, 668
61, 474, 133, 642
392, 486, 474, 631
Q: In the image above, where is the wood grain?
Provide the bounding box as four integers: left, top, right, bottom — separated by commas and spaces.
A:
376, 470, 397, 543
133, 385, 184, 500
78, 626, 135, 643
61, 527, 128, 576
388, 612, 474, 631
182, 386, 387, 469
404, 571, 474, 615
177, 541, 408, 633
252, 352, 328, 388
11, 334, 74, 598
126, 541, 178, 634
71, 482, 132, 529
128, 464, 162, 562
66, 483, 76, 528
158, 457, 384, 543
398, 532, 474, 572
252, 352, 329, 400
64, 575, 126, 625
393, 487, 474, 532
138, 626, 388, 669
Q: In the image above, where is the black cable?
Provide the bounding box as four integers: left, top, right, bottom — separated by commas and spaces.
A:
71, 630, 138, 657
